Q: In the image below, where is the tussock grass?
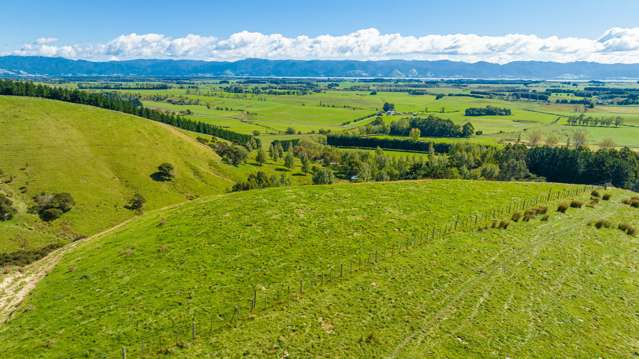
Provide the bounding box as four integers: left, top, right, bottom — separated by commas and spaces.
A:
594, 219, 613, 229
570, 200, 584, 208
498, 220, 510, 229
557, 203, 569, 213
618, 223, 637, 236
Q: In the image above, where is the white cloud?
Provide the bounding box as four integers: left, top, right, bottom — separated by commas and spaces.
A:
9, 28, 639, 63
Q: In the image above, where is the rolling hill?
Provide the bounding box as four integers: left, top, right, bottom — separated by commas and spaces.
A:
0, 96, 236, 253
1, 180, 635, 357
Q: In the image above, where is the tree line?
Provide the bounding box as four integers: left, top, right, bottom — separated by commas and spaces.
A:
391, 116, 474, 138
359, 115, 474, 138
567, 114, 623, 127
526, 146, 639, 189
327, 135, 452, 153
313, 139, 639, 191
0, 80, 259, 148
464, 106, 512, 116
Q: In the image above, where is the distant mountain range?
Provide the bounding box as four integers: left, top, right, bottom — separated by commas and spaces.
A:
2, 56, 639, 80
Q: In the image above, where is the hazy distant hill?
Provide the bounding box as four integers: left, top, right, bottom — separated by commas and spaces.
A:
3, 56, 639, 79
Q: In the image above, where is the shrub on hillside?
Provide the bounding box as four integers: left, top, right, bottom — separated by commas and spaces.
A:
511, 212, 522, 222
618, 223, 637, 236
557, 203, 569, 213
524, 206, 547, 219
125, 193, 146, 213
0, 194, 17, 221
498, 220, 510, 229
151, 163, 175, 182
591, 190, 600, 198
0, 243, 64, 267
570, 200, 584, 208
31, 192, 75, 222
594, 219, 612, 229
602, 193, 611, 201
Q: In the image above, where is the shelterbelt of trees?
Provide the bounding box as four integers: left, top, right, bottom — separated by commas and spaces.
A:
0, 80, 259, 148
464, 106, 512, 116
327, 135, 453, 153
359, 115, 475, 138
567, 114, 624, 127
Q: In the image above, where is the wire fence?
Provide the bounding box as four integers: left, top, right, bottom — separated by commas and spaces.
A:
93, 185, 596, 358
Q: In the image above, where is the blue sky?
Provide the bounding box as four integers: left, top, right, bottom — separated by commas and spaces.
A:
3, 0, 639, 63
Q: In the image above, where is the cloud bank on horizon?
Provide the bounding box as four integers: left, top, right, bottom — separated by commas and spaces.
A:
9, 27, 639, 64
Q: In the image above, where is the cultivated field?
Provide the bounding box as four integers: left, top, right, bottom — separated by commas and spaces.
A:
98, 81, 639, 149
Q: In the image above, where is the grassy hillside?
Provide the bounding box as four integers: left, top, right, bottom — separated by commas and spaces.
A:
201, 193, 639, 358
0, 96, 236, 253
2, 180, 633, 358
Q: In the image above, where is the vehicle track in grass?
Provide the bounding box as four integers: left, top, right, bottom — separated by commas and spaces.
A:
388, 203, 604, 358
0, 198, 208, 324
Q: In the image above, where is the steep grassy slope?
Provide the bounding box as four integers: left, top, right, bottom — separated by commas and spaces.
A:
1, 180, 625, 358
0, 96, 235, 253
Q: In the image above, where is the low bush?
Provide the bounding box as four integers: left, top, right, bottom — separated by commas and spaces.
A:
602, 193, 611, 201
631, 199, 639, 208
557, 203, 569, 213
570, 200, 584, 208
0, 243, 63, 267
591, 190, 600, 198
511, 212, 522, 222
0, 194, 17, 221
594, 219, 612, 229
524, 209, 537, 217
31, 192, 75, 222
498, 220, 510, 229
125, 193, 146, 213
618, 223, 637, 236
151, 163, 175, 181
523, 206, 548, 220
